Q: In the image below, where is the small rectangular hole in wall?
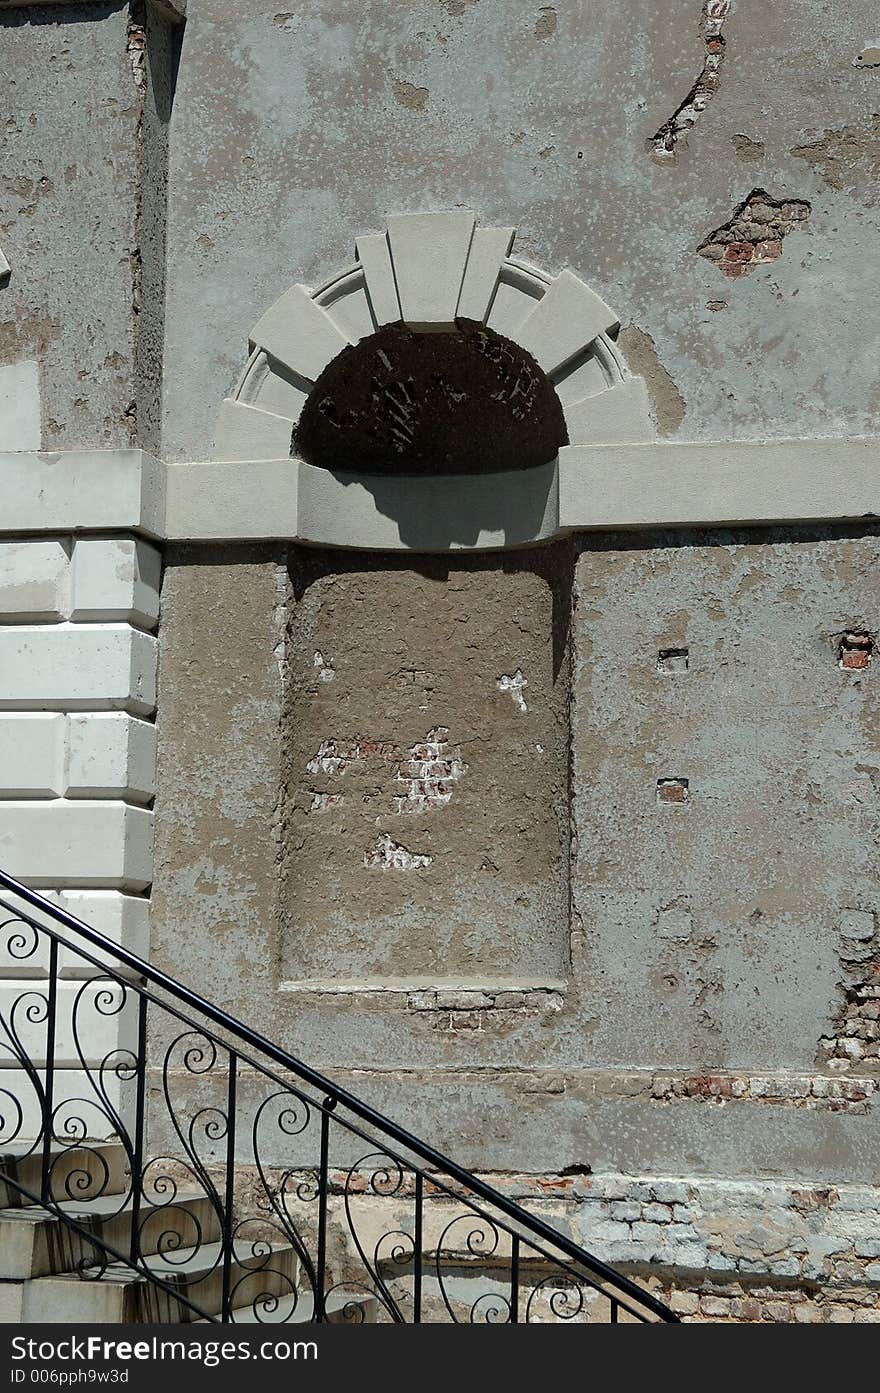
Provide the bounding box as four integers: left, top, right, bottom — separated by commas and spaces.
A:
658, 647, 689, 674
839, 632, 873, 670
657, 777, 689, 805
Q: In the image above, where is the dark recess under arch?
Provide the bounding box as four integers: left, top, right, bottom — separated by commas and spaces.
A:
294, 319, 568, 476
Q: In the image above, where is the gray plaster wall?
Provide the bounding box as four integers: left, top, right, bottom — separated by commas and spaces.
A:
152, 527, 880, 1184
0, 3, 139, 448
572, 526, 880, 1074
161, 0, 880, 461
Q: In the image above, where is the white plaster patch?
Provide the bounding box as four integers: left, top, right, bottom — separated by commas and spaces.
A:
0, 243, 9, 285
497, 669, 528, 712
364, 834, 432, 871
313, 650, 335, 683
309, 791, 344, 813
0, 361, 40, 451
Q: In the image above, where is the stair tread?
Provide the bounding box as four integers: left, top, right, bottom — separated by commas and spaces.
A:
0, 1188, 212, 1224
221, 1289, 375, 1324
1, 1141, 125, 1161
36, 1239, 296, 1287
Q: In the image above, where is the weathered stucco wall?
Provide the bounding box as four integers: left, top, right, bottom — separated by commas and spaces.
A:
0, 3, 139, 448
281, 548, 570, 984
152, 526, 880, 1190
161, 0, 880, 460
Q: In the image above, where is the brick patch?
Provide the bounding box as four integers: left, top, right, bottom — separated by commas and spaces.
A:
697, 189, 810, 278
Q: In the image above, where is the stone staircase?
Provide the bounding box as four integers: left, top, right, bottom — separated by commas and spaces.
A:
0, 1142, 375, 1324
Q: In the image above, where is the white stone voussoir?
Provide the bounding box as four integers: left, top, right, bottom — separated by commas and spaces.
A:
355, 232, 402, 327
0, 801, 153, 891
213, 399, 296, 463
456, 226, 515, 322
249, 284, 353, 382
563, 379, 657, 444
70, 538, 161, 630
0, 626, 157, 716
517, 269, 620, 375
387, 210, 475, 328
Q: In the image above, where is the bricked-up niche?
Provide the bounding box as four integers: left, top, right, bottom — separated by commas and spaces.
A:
697, 190, 811, 278
294, 320, 567, 475
818, 912, 880, 1069
838, 631, 874, 670
650, 0, 732, 159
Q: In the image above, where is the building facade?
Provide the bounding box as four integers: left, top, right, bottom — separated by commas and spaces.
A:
2, 0, 880, 1322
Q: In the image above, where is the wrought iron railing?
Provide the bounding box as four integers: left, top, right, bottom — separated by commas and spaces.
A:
0, 869, 676, 1324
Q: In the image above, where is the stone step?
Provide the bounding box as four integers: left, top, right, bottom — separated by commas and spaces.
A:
21, 1241, 299, 1324
0, 1141, 129, 1210
0, 1189, 220, 1279
219, 1289, 378, 1324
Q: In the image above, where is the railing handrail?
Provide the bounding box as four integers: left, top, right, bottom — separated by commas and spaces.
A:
0, 868, 677, 1321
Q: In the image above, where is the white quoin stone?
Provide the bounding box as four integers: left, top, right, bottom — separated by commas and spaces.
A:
517, 269, 619, 374
0, 360, 41, 452
355, 232, 402, 326
387, 210, 476, 328
2, 450, 164, 537
213, 399, 296, 462
70, 538, 161, 630
563, 379, 656, 444
0, 714, 65, 798
0, 801, 153, 891
0, 1068, 131, 1142
0, 889, 150, 979
0, 626, 157, 716
456, 226, 515, 322
0, 540, 69, 622
0, 981, 136, 1068
249, 284, 353, 382
65, 714, 157, 804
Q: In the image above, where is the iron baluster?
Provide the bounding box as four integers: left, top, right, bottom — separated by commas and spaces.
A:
40, 938, 58, 1204
315, 1098, 334, 1323
221, 1053, 237, 1323
510, 1234, 520, 1324
413, 1171, 423, 1323
128, 995, 148, 1264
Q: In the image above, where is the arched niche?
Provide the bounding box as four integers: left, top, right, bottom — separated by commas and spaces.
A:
212, 210, 654, 553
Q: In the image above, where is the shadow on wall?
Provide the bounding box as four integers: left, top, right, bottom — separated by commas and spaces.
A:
339, 459, 560, 552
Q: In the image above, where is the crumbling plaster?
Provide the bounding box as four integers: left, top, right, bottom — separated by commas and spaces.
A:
160, 0, 880, 461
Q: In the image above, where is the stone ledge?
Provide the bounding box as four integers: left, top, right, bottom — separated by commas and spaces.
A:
4, 440, 880, 551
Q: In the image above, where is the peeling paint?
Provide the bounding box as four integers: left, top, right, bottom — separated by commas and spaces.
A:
650, 0, 731, 160
617, 326, 685, 435
391, 76, 429, 113
792, 116, 880, 206
534, 6, 557, 41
